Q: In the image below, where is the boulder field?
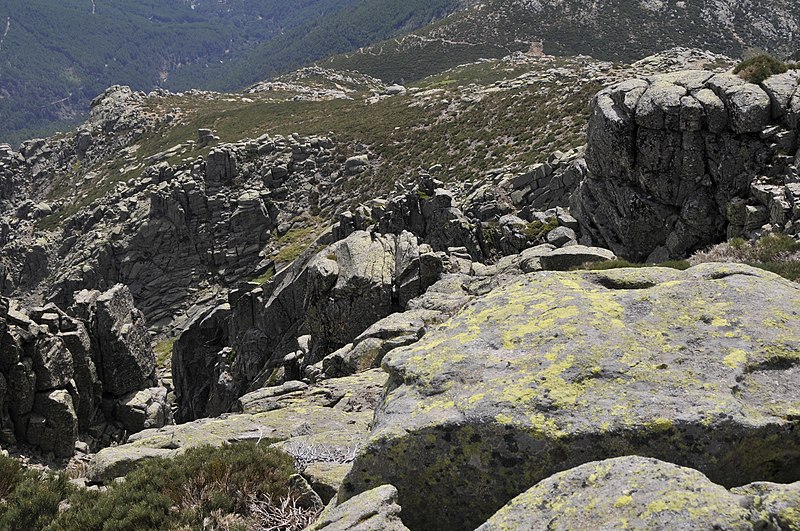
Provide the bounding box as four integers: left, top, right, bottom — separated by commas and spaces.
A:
92, 263, 800, 529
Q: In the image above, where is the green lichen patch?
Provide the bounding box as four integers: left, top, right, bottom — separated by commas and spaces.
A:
478, 456, 760, 530
344, 264, 800, 530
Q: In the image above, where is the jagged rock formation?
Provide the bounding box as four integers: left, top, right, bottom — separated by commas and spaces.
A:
477, 456, 800, 530
47, 142, 281, 329
502, 147, 587, 213
574, 69, 800, 260
2, 40, 799, 530
341, 263, 800, 530
0, 284, 167, 457
173, 175, 595, 422
174, 228, 443, 421
0, 87, 366, 336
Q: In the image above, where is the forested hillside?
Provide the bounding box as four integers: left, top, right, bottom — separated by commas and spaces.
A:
0, 0, 458, 144
327, 0, 800, 83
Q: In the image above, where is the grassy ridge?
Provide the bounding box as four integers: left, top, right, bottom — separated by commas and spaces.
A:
326, 0, 799, 83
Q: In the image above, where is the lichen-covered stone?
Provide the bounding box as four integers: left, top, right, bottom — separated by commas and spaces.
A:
477, 456, 780, 531
303, 462, 354, 504
341, 264, 800, 530
732, 481, 800, 530
88, 371, 383, 482
308, 484, 409, 531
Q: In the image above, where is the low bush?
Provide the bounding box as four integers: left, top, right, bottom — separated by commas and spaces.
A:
690, 233, 800, 282
0, 454, 71, 531
733, 54, 797, 84
0, 442, 315, 531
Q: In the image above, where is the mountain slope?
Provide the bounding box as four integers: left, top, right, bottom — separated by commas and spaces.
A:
326, 0, 800, 82
0, 0, 459, 144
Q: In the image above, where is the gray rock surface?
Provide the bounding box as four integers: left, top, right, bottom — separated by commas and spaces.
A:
175, 230, 442, 420
308, 485, 409, 531
0, 286, 166, 456
76, 284, 156, 396
88, 370, 386, 483
114, 387, 172, 434
319, 309, 442, 379
477, 456, 797, 530
574, 69, 800, 259
341, 263, 800, 530
28, 390, 77, 458
538, 244, 616, 270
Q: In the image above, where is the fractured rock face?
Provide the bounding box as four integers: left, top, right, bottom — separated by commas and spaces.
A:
0, 286, 166, 456
175, 229, 443, 421
574, 70, 800, 260
341, 263, 800, 530
28, 390, 77, 458
76, 284, 156, 396
477, 456, 799, 530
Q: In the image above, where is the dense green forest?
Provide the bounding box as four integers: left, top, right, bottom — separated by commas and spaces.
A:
0, 0, 459, 144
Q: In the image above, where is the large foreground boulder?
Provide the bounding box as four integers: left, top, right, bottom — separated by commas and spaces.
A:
341, 263, 800, 530
477, 456, 799, 530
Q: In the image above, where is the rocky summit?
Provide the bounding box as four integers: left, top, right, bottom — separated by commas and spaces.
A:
0, 3, 799, 530
575, 69, 800, 261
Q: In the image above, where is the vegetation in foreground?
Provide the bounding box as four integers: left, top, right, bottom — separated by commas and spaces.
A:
690, 233, 800, 282
0, 442, 318, 531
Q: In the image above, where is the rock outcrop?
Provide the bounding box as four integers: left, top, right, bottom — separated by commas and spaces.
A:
574, 70, 800, 260
174, 229, 443, 421
88, 370, 386, 483
341, 263, 800, 530
172, 172, 606, 422
0, 284, 167, 457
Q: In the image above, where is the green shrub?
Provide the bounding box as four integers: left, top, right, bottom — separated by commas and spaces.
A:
0, 466, 71, 531
733, 54, 796, 84
0, 453, 24, 500
153, 337, 176, 369
524, 217, 559, 242
752, 261, 800, 282
0, 443, 302, 531
751, 233, 800, 262
52, 442, 297, 530
690, 233, 800, 282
